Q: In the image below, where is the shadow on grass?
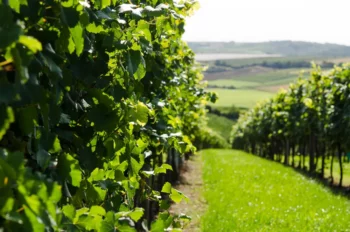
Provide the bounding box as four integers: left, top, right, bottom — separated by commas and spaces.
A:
288, 165, 350, 200
251, 154, 350, 199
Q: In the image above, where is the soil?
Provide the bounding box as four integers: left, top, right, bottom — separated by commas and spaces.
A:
169, 155, 206, 232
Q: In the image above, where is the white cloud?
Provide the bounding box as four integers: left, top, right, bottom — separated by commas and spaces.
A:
183, 0, 350, 45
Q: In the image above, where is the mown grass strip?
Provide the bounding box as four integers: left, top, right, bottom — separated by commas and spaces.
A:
201, 149, 350, 231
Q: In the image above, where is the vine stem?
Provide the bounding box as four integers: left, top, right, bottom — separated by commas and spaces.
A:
0, 59, 13, 67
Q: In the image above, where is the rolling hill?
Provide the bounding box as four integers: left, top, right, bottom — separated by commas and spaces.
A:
188, 41, 350, 57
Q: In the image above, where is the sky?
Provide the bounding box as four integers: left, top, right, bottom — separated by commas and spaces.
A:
183, 0, 350, 45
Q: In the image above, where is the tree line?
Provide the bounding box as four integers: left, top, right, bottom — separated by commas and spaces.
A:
214, 59, 337, 71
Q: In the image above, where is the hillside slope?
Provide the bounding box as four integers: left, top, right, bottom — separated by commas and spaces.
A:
188, 41, 350, 57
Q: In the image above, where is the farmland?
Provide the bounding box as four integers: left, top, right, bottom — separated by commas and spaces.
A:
201, 55, 339, 108
191, 42, 350, 109
201, 149, 350, 231
203, 65, 304, 109
207, 88, 274, 108
208, 79, 259, 88
195, 53, 280, 61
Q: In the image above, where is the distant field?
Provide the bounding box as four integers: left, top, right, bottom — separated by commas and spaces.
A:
231, 69, 300, 83
204, 56, 315, 68
327, 57, 350, 63
207, 79, 259, 88
207, 69, 301, 84
208, 88, 274, 108
195, 53, 281, 61
257, 85, 290, 93
205, 66, 274, 81
201, 149, 350, 231
207, 114, 235, 141
203, 55, 345, 109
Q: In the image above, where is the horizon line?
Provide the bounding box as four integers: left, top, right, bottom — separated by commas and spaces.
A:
184, 40, 350, 46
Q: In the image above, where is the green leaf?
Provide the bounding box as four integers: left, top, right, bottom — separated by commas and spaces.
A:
61, 6, 80, 27
48, 182, 62, 203
136, 20, 152, 41
11, 47, 29, 81
59, 27, 76, 54
159, 200, 171, 210
61, 0, 74, 7
23, 203, 45, 232
62, 204, 76, 220
161, 182, 171, 194
89, 168, 105, 181
0, 105, 14, 141
36, 149, 51, 170
303, 98, 313, 108
17, 105, 38, 135
8, 0, 20, 13
48, 136, 62, 153
86, 23, 106, 34
0, 83, 17, 104
0, 158, 17, 183
90, 206, 106, 217
100, 211, 116, 232
130, 102, 149, 127
38, 132, 62, 154
101, 0, 111, 9
170, 188, 186, 204
151, 218, 165, 232
0, 4, 13, 27
126, 50, 146, 80
154, 164, 173, 174
130, 157, 142, 176
57, 153, 82, 187
87, 106, 119, 132
69, 23, 84, 56
128, 208, 144, 222
38, 53, 63, 78
0, 24, 22, 49
18, 36, 42, 53
76, 207, 89, 218
4, 151, 24, 172
75, 214, 95, 229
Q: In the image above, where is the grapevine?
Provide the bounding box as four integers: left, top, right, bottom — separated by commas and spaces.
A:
231, 64, 350, 187
0, 0, 218, 231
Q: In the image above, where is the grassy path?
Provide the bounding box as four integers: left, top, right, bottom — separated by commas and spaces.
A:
174, 149, 350, 231
201, 149, 350, 231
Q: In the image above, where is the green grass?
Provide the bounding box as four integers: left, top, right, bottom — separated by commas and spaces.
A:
264, 76, 302, 86
208, 88, 274, 108
290, 155, 350, 186
205, 68, 302, 85
207, 79, 260, 88
206, 114, 235, 141
201, 149, 350, 231
232, 69, 299, 83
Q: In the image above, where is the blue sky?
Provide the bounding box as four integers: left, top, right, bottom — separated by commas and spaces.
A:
183, 0, 350, 45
